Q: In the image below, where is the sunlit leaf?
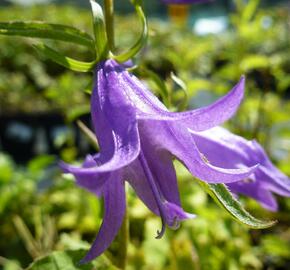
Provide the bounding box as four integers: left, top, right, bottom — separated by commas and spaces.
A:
198, 181, 277, 229
0, 21, 94, 49
33, 43, 96, 72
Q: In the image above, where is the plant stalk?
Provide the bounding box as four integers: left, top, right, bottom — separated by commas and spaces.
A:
104, 0, 115, 50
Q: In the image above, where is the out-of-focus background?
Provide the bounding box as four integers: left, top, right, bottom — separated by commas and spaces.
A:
0, 0, 290, 269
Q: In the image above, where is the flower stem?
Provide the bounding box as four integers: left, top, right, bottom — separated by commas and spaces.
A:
104, 0, 115, 50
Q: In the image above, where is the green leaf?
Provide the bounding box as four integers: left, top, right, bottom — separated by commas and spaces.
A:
198, 181, 277, 229
112, 0, 148, 62
90, 0, 109, 60
0, 21, 94, 49
33, 43, 96, 72
26, 249, 118, 270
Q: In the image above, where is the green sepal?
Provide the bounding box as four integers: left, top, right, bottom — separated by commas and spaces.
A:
112, 0, 148, 62
33, 43, 96, 72
90, 0, 109, 61
198, 181, 277, 229
0, 21, 94, 49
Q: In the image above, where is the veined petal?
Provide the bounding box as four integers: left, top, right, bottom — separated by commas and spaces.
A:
127, 151, 195, 235
126, 149, 181, 215
135, 151, 195, 238
137, 77, 245, 131
191, 127, 290, 210
80, 172, 126, 263
190, 127, 251, 168
87, 106, 140, 173
72, 60, 141, 173
252, 141, 290, 196
126, 160, 159, 215
102, 60, 244, 132
192, 127, 290, 195
139, 121, 258, 183
257, 167, 290, 197
141, 136, 181, 206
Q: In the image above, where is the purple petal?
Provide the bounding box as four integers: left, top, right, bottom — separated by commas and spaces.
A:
258, 166, 290, 197
191, 127, 290, 209
80, 172, 126, 263
229, 181, 278, 211
127, 151, 195, 236
126, 160, 159, 215
191, 127, 290, 194
135, 150, 195, 238
251, 141, 290, 196
102, 60, 244, 132
163, 202, 196, 230
60, 155, 107, 196
190, 127, 251, 168
67, 61, 141, 174
126, 148, 181, 216
141, 136, 181, 206
137, 77, 245, 131
139, 121, 257, 183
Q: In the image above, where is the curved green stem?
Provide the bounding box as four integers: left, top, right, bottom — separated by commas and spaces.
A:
112, 0, 148, 62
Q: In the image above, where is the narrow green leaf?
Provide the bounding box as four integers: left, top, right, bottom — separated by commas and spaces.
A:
198, 181, 277, 229
112, 0, 148, 62
0, 21, 94, 49
90, 0, 109, 60
33, 43, 96, 72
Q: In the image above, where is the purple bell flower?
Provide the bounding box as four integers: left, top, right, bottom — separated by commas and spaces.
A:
60, 59, 256, 262
191, 127, 290, 211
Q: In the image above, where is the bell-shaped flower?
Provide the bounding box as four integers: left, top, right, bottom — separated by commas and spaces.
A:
191, 127, 290, 211
61, 59, 257, 263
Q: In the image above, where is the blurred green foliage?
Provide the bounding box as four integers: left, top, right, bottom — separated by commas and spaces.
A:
0, 1, 290, 269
